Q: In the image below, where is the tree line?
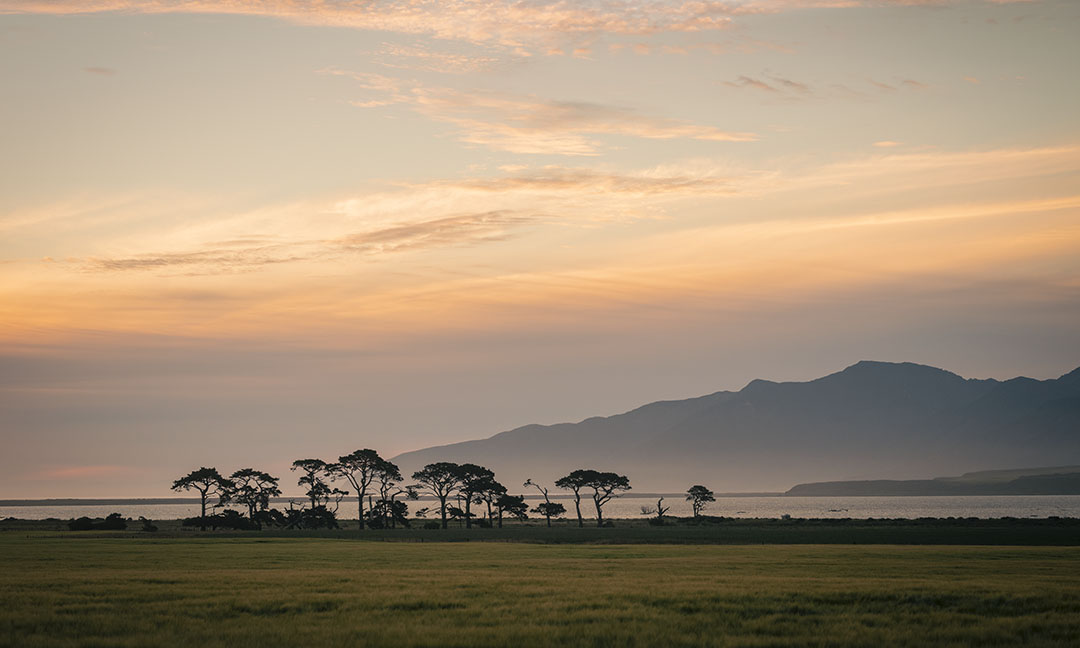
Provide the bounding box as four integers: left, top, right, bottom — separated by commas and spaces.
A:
172, 449, 717, 531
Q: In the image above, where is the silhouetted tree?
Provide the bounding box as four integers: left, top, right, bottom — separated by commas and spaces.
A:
584, 471, 631, 527
172, 467, 232, 531
229, 468, 281, 529
371, 459, 416, 528
686, 485, 716, 519
531, 501, 566, 524
555, 470, 595, 527
291, 459, 339, 508
641, 497, 669, 524
475, 478, 507, 525
454, 463, 496, 529
525, 478, 558, 527
412, 462, 462, 529
282, 499, 340, 529
495, 493, 527, 528
336, 449, 385, 530
446, 505, 472, 527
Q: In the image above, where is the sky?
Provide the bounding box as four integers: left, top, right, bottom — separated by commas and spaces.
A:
1, 0, 1078, 498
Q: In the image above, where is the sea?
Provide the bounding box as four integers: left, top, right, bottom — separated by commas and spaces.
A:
3, 495, 1080, 521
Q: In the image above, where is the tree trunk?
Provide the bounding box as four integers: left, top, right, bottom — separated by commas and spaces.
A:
574, 493, 583, 528
465, 497, 473, 529
439, 496, 448, 529
545, 513, 551, 528
356, 486, 367, 530
594, 496, 604, 527
199, 489, 208, 531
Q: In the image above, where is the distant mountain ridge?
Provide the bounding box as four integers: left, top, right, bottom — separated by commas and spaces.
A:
392, 361, 1080, 492
785, 466, 1080, 496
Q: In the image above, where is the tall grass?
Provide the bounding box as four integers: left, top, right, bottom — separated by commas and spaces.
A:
2, 536, 1079, 646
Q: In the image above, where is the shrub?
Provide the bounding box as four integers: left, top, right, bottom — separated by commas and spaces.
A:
99, 513, 128, 530
67, 513, 127, 531
68, 517, 95, 531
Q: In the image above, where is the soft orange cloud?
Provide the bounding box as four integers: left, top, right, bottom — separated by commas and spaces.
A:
3, 146, 1077, 352
0, 0, 1027, 54
323, 69, 756, 154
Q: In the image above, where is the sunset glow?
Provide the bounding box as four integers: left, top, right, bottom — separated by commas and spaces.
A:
1, 0, 1078, 497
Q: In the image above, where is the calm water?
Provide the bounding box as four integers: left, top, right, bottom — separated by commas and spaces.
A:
4, 495, 1079, 521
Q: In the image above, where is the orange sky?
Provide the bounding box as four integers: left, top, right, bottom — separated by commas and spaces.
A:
1, 0, 1078, 497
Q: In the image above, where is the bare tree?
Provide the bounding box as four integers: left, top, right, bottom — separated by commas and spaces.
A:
641, 497, 669, 523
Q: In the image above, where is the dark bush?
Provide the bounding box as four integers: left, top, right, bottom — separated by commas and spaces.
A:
68, 517, 95, 531
68, 513, 127, 531
99, 513, 128, 530
422, 521, 441, 529
182, 510, 255, 530
282, 506, 339, 530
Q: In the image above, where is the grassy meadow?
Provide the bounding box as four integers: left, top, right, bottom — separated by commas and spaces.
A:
3, 534, 1080, 647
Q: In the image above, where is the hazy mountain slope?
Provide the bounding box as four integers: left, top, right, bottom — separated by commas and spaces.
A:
391, 361, 1080, 492
785, 466, 1080, 496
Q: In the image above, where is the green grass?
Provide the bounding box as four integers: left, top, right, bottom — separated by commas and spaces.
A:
2, 535, 1080, 647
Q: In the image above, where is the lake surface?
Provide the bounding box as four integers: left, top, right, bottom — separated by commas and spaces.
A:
4, 495, 1080, 521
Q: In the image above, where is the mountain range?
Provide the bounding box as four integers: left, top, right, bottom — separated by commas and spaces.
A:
785, 465, 1080, 496
392, 361, 1080, 492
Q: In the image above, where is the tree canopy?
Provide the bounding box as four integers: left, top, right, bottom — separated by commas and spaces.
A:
171, 467, 231, 530
335, 449, 386, 530
686, 485, 716, 518
412, 462, 462, 529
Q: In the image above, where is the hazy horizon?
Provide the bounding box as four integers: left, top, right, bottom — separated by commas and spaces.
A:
2, 0, 1079, 499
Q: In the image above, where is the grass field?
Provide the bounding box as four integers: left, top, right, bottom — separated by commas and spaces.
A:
3, 534, 1080, 647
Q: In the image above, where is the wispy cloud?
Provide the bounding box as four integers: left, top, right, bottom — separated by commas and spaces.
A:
442, 167, 736, 195
725, 73, 928, 101
0, 0, 740, 52
80, 210, 534, 274
325, 69, 755, 155
372, 42, 503, 74
0, 0, 1028, 54
3, 144, 1077, 350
